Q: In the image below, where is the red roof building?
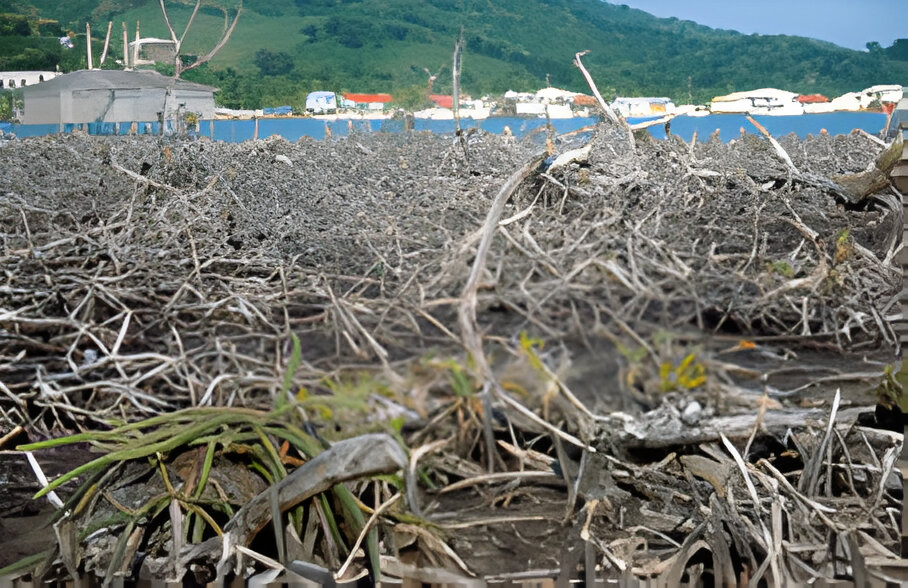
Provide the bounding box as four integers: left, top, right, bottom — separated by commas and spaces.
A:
429, 94, 453, 108
573, 94, 597, 107
343, 93, 393, 104
797, 94, 829, 104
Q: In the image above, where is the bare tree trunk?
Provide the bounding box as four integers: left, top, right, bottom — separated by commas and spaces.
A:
452, 28, 463, 136
182, 2, 243, 75
423, 65, 443, 93
158, 0, 202, 78
574, 50, 634, 151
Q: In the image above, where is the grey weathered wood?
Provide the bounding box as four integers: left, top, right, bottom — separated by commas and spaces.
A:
179, 433, 407, 573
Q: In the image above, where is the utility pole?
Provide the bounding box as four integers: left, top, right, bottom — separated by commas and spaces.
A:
86, 23, 93, 70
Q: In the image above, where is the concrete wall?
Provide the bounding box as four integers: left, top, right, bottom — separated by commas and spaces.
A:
172, 90, 215, 119
143, 43, 176, 64
22, 86, 214, 125
21, 93, 60, 124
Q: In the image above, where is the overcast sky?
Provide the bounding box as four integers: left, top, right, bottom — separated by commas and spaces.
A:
605, 0, 904, 51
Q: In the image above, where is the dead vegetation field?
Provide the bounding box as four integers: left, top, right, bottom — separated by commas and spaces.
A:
0, 121, 903, 585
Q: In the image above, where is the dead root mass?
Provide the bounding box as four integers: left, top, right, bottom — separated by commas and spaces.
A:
0, 124, 902, 583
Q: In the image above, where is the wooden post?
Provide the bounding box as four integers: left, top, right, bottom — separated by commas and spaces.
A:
99, 21, 113, 65
86, 23, 93, 70
452, 28, 462, 136
253, 116, 259, 140
122, 23, 129, 69
133, 21, 140, 68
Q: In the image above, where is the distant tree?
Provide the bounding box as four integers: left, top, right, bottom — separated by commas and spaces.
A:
255, 49, 294, 76
0, 14, 31, 36
4, 47, 57, 70
300, 23, 318, 41
393, 85, 432, 111
886, 39, 908, 61
0, 93, 14, 122
36, 19, 62, 37
865, 41, 883, 54
0, 90, 23, 122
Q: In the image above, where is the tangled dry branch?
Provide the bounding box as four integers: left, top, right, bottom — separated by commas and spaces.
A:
0, 123, 902, 583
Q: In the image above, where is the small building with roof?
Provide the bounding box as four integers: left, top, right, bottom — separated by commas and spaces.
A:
535, 87, 577, 104
611, 97, 675, 118
128, 38, 177, 66
306, 91, 336, 114
342, 93, 392, 111
428, 94, 453, 109
20, 69, 216, 125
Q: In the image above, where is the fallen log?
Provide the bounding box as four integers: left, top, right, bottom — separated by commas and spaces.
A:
833, 130, 904, 202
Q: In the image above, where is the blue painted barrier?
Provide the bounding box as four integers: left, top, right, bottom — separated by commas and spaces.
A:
0, 112, 889, 143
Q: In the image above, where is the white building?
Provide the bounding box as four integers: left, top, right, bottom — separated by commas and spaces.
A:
611, 97, 675, 118
21, 69, 215, 125
860, 85, 903, 108
515, 102, 545, 116
128, 38, 177, 66
711, 88, 803, 116
504, 90, 535, 102
305, 91, 336, 114
0, 70, 59, 90
535, 87, 577, 104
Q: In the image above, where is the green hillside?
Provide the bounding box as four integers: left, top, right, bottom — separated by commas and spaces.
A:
1, 0, 906, 110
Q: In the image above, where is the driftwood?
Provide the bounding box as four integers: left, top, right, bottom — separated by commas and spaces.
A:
180, 433, 406, 575
611, 405, 869, 448
748, 114, 904, 204
833, 131, 904, 201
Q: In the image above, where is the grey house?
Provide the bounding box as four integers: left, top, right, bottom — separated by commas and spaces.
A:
21, 69, 216, 125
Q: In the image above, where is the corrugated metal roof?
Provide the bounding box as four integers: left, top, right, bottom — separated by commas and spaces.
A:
22, 69, 216, 93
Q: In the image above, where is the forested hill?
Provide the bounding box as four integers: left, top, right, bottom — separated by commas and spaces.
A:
1, 0, 906, 110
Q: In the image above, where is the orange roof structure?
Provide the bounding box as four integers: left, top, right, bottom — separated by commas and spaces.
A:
573, 94, 597, 106
343, 93, 393, 103
429, 94, 453, 108
797, 94, 829, 104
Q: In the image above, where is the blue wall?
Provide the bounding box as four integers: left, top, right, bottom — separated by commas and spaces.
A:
0, 113, 889, 143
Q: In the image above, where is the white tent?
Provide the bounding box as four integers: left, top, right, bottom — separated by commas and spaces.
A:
535, 87, 577, 103
305, 91, 336, 114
